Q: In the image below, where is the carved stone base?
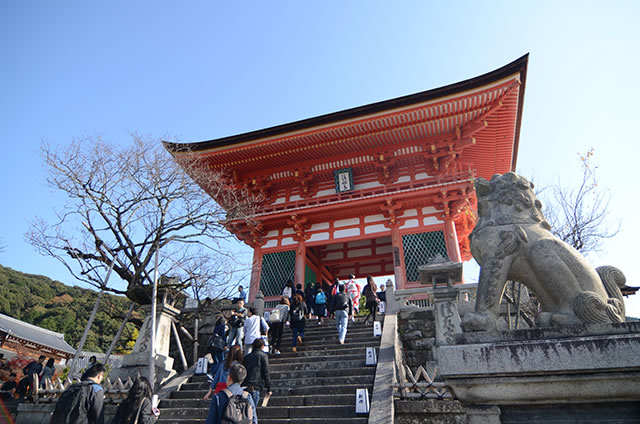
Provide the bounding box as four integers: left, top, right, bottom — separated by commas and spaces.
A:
437, 322, 640, 422
112, 302, 180, 386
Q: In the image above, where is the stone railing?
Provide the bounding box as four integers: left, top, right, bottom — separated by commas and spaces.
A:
394, 364, 453, 400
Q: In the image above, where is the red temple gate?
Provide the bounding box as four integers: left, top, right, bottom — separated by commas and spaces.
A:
164, 55, 528, 305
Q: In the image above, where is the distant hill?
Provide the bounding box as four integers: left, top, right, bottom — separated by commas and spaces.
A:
0, 265, 140, 353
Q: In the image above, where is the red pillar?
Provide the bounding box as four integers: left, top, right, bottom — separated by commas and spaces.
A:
249, 247, 263, 303
294, 240, 307, 288
390, 224, 407, 289
444, 219, 462, 263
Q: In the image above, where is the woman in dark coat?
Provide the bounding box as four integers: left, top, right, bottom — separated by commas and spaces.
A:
362, 275, 380, 325
111, 377, 158, 424
304, 283, 316, 318
211, 316, 227, 365
290, 294, 307, 352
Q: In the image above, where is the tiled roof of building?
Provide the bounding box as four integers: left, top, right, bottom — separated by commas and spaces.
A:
0, 312, 75, 355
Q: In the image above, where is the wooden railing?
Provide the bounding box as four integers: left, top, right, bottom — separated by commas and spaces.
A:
30, 373, 133, 404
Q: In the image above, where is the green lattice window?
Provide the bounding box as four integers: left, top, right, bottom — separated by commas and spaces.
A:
260, 250, 296, 297
402, 231, 449, 282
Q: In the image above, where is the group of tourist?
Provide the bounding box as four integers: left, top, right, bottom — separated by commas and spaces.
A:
0, 354, 59, 402
202, 337, 270, 424
36, 275, 389, 424
268, 275, 387, 350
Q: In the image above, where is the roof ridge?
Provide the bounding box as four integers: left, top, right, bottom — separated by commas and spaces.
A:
0, 312, 67, 339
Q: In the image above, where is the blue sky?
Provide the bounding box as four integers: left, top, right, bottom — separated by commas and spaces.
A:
1, 1, 639, 316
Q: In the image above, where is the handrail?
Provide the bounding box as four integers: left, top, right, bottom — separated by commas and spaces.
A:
368, 313, 397, 424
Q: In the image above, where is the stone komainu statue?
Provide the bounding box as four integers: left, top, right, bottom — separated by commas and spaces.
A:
463, 172, 626, 331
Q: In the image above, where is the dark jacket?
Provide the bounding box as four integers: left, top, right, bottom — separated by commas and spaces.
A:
110, 397, 156, 424
332, 292, 353, 316
242, 349, 272, 392
24, 360, 43, 380
51, 380, 104, 424
290, 301, 307, 328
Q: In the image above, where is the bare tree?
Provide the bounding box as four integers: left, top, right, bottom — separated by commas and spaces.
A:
26, 135, 261, 304
539, 148, 619, 255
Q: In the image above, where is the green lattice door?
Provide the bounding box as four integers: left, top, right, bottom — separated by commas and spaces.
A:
402, 231, 449, 282
259, 250, 296, 297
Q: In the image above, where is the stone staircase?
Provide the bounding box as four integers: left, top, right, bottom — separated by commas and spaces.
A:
158, 317, 381, 423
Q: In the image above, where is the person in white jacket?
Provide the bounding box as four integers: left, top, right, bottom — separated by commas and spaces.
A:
243, 307, 269, 353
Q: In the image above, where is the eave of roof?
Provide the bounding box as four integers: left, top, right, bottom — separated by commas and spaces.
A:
164, 53, 529, 168
0, 313, 76, 355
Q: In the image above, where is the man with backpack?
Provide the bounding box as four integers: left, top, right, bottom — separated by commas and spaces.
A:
315, 287, 327, 325
227, 299, 248, 350
290, 294, 307, 353
332, 284, 353, 344
243, 338, 272, 409
51, 363, 106, 424
205, 363, 257, 424
268, 297, 290, 355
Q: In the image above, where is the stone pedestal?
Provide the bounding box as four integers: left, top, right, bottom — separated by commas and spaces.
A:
111, 302, 180, 385
418, 260, 463, 346
432, 287, 463, 346
436, 322, 640, 422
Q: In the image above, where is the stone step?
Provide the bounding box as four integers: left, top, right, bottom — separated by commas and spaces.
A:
275, 331, 379, 345
269, 345, 378, 361
259, 404, 358, 419
161, 393, 355, 409
271, 366, 375, 381
157, 403, 359, 420
259, 419, 368, 424
158, 417, 368, 424
170, 383, 369, 399
158, 316, 381, 422
278, 321, 381, 335
180, 373, 374, 392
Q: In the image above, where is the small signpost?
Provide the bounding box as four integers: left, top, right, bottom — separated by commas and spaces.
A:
355, 388, 370, 414
195, 357, 208, 375
365, 347, 377, 366
373, 321, 382, 337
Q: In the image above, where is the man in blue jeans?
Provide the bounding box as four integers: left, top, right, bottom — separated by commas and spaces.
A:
243, 338, 272, 408
332, 284, 353, 344
205, 363, 257, 424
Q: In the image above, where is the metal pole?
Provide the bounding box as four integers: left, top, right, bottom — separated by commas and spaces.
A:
68, 259, 115, 378
149, 249, 159, 385
193, 318, 199, 364
171, 321, 188, 370
514, 282, 523, 329
103, 303, 135, 365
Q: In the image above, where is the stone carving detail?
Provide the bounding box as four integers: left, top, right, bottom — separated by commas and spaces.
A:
463, 172, 626, 331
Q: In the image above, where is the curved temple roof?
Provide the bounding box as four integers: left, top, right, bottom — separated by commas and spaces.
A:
164, 54, 528, 181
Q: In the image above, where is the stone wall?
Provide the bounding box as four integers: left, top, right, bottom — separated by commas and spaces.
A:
396, 308, 468, 423
395, 399, 467, 424
397, 308, 436, 369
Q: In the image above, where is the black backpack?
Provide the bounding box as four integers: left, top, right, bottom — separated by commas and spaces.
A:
51, 381, 93, 424
221, 389, 253, 424
291, 305, 304, 322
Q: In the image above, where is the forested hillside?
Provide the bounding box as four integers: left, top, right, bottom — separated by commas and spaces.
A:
0, 265, 140, 353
